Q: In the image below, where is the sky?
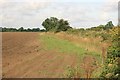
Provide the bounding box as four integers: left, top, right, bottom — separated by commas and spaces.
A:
0, 0, 119, 29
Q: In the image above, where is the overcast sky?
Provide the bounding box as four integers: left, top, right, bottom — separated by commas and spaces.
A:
0, 0, 119, 29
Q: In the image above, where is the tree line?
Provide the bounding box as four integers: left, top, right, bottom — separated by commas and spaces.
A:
42, 17, 114, 32
1, 27, 45, 32
1, 17, 114, 32
86, 21, 114, 31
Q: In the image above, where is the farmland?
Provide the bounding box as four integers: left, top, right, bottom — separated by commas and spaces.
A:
1, 0, 119, 78
2, 32, 110, 78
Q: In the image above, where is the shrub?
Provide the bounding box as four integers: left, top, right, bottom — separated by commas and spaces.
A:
100, 26, 120, 79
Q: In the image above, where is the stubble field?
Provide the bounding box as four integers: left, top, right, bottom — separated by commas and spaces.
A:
2, 32, 107, 78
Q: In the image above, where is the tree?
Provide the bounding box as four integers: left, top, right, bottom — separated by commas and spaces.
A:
2, 27, 45, 32
42, 17, 71, 32
42, 17, 58, 31
104, 21, 114, 30
56, 19, 70, 32
18, 27, 24, 32
32, 28, 40, 32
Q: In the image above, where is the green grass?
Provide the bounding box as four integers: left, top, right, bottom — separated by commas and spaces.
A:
39, 33, 102, 78
39, 34, 101, 58
40, 34, 86, 55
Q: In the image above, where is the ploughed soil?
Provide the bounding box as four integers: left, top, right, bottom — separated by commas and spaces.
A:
2, 32, 78, 78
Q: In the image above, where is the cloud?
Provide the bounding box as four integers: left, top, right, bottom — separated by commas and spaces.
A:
104, 0, 119, 12
99, 0, 118, 24
1, 0, 54, 11
0, 0, 118, 28
0, 0, 54, 27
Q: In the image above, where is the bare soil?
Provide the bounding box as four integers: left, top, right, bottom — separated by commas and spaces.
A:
2, 32, 78, 78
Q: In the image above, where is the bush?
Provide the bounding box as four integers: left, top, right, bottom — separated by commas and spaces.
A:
100, 26, 120, 79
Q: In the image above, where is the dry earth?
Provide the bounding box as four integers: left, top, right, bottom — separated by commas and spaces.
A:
2, 32, 78, 78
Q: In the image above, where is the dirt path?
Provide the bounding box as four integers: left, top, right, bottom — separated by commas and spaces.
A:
80, 55, 98, 78
2, 32, 78, 78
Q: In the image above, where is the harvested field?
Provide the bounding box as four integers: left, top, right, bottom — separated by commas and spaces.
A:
2, 32, 78, 78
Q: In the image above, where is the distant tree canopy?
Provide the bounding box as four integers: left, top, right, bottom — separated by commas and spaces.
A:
42, 17, 72, 32
1, 27, 45, 32
1, 20, 114, 33
104, 21, 114, 30
86, 21, 114, 31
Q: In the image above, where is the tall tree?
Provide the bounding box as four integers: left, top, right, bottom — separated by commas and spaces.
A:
104, 21, 114, 30
18, 27, 24, 32
42, 17, 71, 32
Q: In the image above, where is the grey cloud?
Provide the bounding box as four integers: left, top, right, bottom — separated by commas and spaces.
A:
0, 0, 118, 28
